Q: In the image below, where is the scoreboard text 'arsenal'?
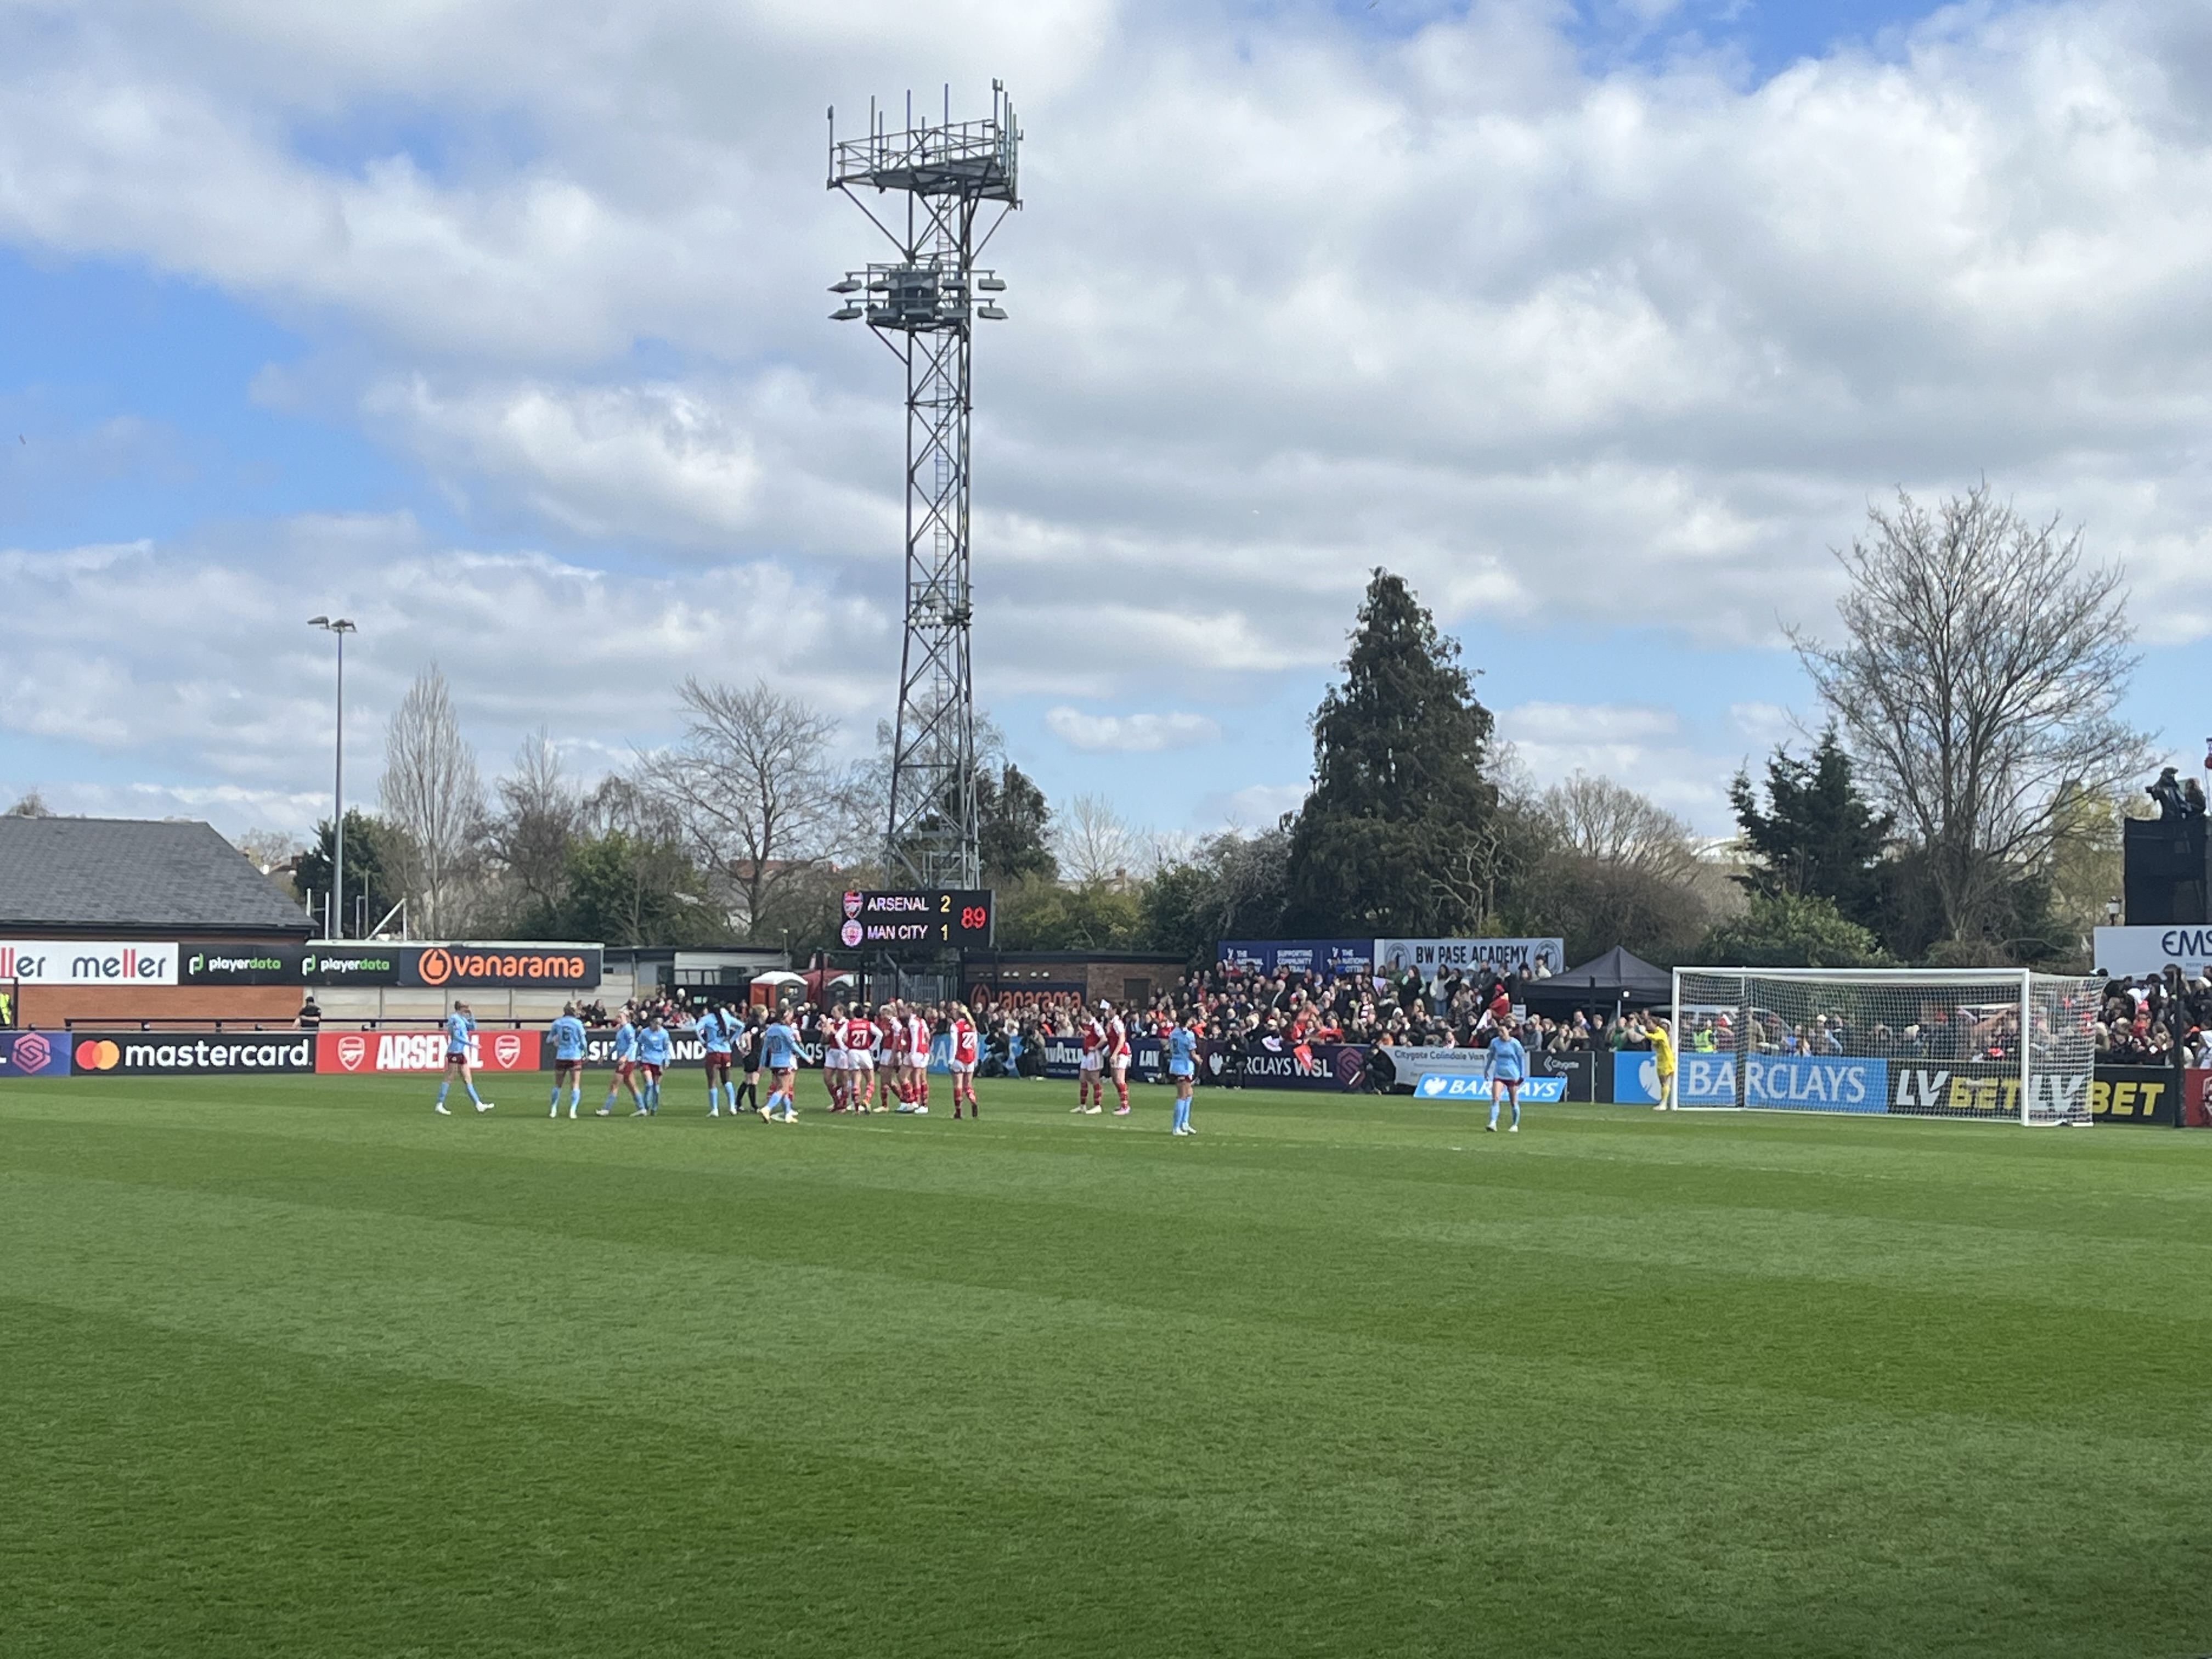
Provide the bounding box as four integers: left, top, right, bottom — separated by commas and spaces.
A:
839, 890, 995, 951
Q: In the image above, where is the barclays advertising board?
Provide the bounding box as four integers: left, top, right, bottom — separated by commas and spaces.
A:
1414, 1073, 1568, 1103
1671, 1053, 1889, 1113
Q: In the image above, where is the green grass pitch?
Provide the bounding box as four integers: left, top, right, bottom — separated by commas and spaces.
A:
2, 1071, 2207, 1658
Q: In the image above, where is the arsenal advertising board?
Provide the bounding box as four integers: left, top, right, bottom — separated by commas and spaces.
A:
837, 890, 994, 952
315, 1029, 541, 1074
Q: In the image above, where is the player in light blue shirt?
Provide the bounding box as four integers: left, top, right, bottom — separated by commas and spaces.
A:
598, 1011, 640, 1116
1167, 1018, 1200, 1136
759, 1013, 800, 1122
548, 1003, 588, 1119
697, 1004, 736, 1117
433, 1000, 494, 1115
635, 1015, 672, 1115
1485, 1019, 1528, 1133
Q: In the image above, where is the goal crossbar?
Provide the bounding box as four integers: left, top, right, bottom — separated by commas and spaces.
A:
1668, 966, 2099, 1126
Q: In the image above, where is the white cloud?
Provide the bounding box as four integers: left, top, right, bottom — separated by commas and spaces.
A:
0, 519, 894, 833
1496, 699, 1731, 823
1195, 782, 1310, 830
1045, 706, 1223, 752
1, 0, 2210, 827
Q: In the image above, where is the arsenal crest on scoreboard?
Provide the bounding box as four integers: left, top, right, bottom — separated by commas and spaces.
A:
838, 890, 995, 952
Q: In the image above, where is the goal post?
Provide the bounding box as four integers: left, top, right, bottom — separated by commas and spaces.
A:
1667, 967, 2100, 1126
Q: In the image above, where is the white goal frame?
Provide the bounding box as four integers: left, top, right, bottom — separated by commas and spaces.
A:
1668, 966, 2100, 1127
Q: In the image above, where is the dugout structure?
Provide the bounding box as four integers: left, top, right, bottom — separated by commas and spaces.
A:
1670, 968, 2101, 1126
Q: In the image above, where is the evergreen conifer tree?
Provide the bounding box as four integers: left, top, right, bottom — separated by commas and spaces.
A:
1283, 571, 1496, 934
1727, 729, 1892, 931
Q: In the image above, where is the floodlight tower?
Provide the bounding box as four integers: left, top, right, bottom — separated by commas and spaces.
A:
828, 83, 1019, 889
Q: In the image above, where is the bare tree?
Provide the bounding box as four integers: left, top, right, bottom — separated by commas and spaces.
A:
1792, 486, 2151, 944
1053, 793, 1134, 885
638, 678, 856, 939
378, 665, 485, 935
486, 729, 583, 916
5, 788, 50, 817
232, 829, 304, 873
1541, 774, 1701, 885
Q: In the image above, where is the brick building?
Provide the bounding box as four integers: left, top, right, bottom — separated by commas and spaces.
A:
0, 817, 312, 1029
964, 949, 1190, 1013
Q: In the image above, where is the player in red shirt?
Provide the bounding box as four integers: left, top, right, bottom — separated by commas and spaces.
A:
1105, 1004, 1133, 1114
1074, 1005, 1106, 1114
910, 1005, 935, 1112
822, 1006, 849, 1111
844, 1006, 877, 1111
949, 1002, 980, 1118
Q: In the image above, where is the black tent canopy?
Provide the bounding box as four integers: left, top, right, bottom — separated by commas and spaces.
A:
1519, 946, 1672, 1013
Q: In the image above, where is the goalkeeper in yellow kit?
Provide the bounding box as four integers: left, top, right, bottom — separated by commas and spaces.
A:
1641, 1010, 1677, 1110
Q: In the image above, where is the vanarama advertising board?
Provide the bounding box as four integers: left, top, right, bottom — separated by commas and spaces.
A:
304, 944, 601, 989
315, 1030, 540, 1074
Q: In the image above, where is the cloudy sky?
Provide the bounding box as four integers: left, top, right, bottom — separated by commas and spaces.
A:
1, 0, 2207, 844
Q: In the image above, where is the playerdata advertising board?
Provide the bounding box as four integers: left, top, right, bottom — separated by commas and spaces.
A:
304, 943, 603, 990
837, 890, 994, 951
180, 945, 309, 986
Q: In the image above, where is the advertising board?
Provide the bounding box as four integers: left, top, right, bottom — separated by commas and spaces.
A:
182, 946, 309, 986
1414, 1073, 1568, 1102
0, 1030, 70, 1079
304, 944, 602, 990
0, 941, 177, 986
1037, 1034, 1169, 1083
71, 1031, 316, 1076
316, 1030, 540, 1075
1669, 1052, 1889, 1113
2088, 1066, 2180, 1126
2091, 925, 2212, 980
1200, 1040, 1368, 1092
1217, 939, 1375, 976
1373, 937, 1567, 980
2185, 1068, 2212, 1128
836, 890, 994, 952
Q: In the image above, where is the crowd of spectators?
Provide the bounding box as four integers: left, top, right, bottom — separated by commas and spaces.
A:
2095, 968, 2212, 1068
578, 961, 2212, 1081
972, 961, 1649, 1063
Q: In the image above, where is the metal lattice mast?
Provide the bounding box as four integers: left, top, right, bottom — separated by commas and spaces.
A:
829, 84, 1019, 888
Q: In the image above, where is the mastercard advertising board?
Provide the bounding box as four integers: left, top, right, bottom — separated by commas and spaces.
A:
315, 1030, 541, 1074
71, 1032, 317, 1076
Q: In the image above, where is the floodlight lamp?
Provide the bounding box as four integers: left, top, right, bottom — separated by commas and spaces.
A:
830, 279, 862, 294
307, 615, 328, 627
977, 305, 1007, 320
977, 276, 1006, 292
831, 305, 864, 320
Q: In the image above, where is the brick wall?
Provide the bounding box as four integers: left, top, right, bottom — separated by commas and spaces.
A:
3, 931, 311, 1030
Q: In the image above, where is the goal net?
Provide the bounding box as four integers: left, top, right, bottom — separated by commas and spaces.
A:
1669, 968, 2101, 1126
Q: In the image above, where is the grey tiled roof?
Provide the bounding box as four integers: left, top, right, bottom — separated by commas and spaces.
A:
0, 816, 312, 935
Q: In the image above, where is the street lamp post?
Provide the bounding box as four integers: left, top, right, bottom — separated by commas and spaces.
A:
308, 617, 358, 938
